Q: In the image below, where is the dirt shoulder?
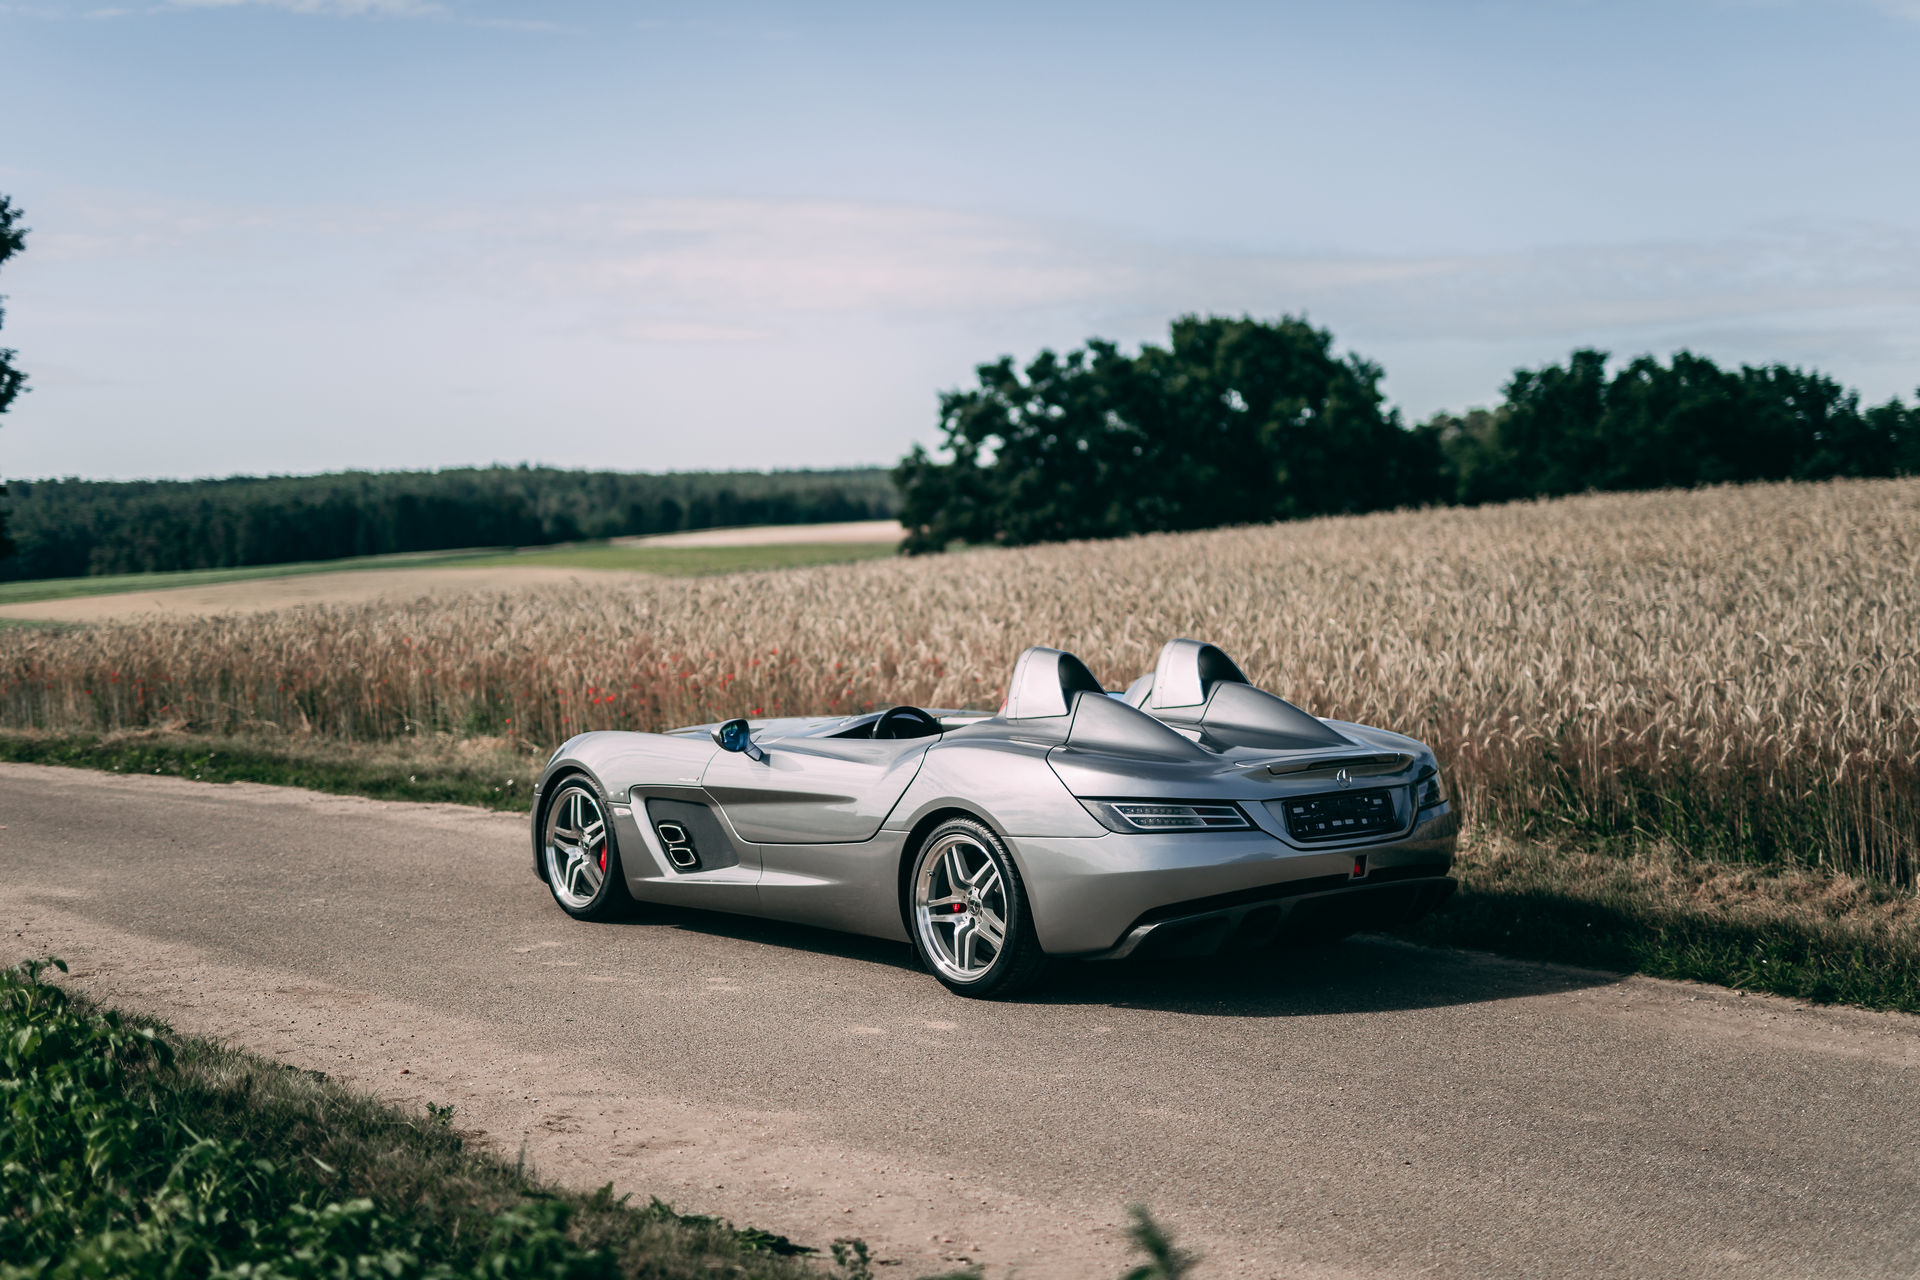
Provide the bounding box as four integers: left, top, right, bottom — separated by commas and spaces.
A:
9, 893, 1122, 1277
616, 520, 901, 548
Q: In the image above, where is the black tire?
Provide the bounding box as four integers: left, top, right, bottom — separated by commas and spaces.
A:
539, 773, 636, 922
906, 816, 1047, 998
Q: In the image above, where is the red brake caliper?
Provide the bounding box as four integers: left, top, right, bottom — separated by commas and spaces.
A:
598, 847, 607, 872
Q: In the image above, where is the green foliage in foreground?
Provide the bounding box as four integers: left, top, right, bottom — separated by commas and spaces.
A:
1121, 1205, 1200, 1280
0, 958, 828, 1280
0, 957, 1195, 1279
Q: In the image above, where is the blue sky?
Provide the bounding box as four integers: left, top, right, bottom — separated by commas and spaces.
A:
2, 0, 1917, 479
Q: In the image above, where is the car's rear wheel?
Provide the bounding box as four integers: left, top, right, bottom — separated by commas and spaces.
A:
541, 775, 634, 921
909, 817, 1046, 998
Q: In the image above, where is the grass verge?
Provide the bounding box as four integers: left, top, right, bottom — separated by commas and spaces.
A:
0, 957, 834, 1279
455, 542, 899, 575
1402, 831, 1920, 1012
0, 729, 535, 811
5, 729, 1917, 1014
1, 958, 1192, 1280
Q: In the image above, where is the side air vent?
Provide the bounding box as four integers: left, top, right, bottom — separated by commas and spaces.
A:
643, 798, 742, 874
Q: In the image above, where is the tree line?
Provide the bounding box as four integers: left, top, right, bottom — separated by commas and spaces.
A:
0, 195, 26, 559
0, 192, 900, 584
0, 467, 898, 582
894, 314, 1920, 551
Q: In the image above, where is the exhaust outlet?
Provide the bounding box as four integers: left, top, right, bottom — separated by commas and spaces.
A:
656, 821, 700, 869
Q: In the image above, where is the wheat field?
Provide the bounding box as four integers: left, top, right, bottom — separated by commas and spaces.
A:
4, 478, 1916, 881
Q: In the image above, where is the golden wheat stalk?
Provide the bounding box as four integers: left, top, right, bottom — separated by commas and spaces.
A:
5, 477, 1916, 882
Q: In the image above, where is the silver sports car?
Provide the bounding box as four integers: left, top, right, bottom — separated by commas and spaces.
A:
531, 638, 1458, 997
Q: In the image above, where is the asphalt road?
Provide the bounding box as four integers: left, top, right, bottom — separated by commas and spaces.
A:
3, 763, 1916, 1278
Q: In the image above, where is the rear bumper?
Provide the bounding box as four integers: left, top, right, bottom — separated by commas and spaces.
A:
1012, 803, 1459, 956
1093, 873, 1456, 960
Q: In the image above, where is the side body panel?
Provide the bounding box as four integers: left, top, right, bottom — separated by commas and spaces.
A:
884, 729, 1106, 839
882, 731, 1110, 950
539, 729, 934, 940
703, 738, 933, 843
748, 828, 915, 942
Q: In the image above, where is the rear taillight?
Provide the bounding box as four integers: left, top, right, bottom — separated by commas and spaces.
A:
1081, 800, 1252, 833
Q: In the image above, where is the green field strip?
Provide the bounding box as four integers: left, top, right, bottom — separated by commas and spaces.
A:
0, 540, 899, 606
0, 548, 509, 606
453, 541, 899, 574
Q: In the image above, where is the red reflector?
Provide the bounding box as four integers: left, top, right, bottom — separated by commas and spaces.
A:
1352, 856, 1366, 877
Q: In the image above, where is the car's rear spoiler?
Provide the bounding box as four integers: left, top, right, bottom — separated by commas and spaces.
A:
1259, 751, 1415, 778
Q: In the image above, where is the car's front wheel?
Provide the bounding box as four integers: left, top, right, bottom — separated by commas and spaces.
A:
909, 817, 1046, 998
541, 775, 635, 922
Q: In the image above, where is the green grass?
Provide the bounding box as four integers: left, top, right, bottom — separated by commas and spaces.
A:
1399, 832, 1920, 1012
0, 549, 506, 606
0, 958, 834, 1280
0, 541, 899, 608
0, 730, 534, 811
457, 541, 899, 575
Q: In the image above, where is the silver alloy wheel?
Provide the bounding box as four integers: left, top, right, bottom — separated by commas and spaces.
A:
543, 783, 610, 910
913, 830, 1010, 982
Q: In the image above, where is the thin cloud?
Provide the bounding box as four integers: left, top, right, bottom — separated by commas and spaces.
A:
3, 0, 586, 20
1720, 0, 1920, 20
614, 321, 773, 344
443, 199, 1920, 349
28, 189, 1920, 361
0, 0, 452, 16
167, 0, 445, 15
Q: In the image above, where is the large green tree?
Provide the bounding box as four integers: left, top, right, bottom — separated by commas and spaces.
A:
1430, 348, 1920, 504
0, 195, 26, 560
894, 314, 1444, 551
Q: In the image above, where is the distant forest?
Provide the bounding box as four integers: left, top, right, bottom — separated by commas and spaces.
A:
0, 467, 899, 582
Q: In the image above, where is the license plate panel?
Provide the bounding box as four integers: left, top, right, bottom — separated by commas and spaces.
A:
1280, 787, 1400, 842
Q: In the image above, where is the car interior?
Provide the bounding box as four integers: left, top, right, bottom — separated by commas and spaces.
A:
829, 704, 946, 740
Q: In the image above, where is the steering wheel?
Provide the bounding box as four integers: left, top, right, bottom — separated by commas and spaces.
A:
872, 705, 943, 740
